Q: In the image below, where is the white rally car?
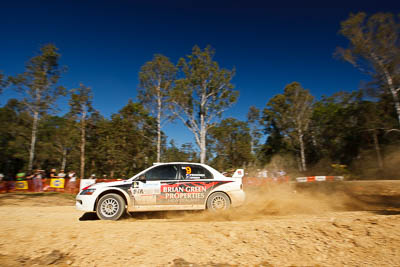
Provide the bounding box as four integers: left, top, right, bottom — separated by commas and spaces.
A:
76, 162, 245, 220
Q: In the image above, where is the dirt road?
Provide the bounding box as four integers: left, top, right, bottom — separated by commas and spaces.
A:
1, 182, 400, 266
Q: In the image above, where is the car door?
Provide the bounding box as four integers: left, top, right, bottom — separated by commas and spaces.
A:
172, 164, 215, 206
130, 164, 179, 207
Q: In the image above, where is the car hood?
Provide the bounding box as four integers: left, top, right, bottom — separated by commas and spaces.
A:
89, 180, 131, 189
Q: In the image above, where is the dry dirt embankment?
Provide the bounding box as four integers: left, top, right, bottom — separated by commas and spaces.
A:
0, 181, 400, 266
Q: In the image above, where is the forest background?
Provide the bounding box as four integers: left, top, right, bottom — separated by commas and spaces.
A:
1, 8, 400, 180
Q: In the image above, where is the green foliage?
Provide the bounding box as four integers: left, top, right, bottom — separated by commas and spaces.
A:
92, 100, 157, 178
10, 44, 66, 115
169, 45, 238, 163
172, 45, 238, 120
68, 83, 94, 178
8, 44, 66, 171
162, 140, 198, 162
138, 54, 177, 108
69, 84, 94, 118
337, 12, 400, 125
0, 99, 30, 174
0, 71, 8, 94
310, 92, 362, 165
208, 118, 253, 171
337, 12, 400, 75
262, 82, 314, 171
257, 120, 291, 167
138, 54, 177, 162
263, 82, 314, 136
1, 30, 400, 180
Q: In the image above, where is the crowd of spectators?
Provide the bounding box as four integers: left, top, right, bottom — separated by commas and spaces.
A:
0, 168, 78, 193
1, 169, 130, 193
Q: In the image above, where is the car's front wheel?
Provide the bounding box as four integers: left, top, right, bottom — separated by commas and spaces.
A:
96, 193, 126, 220
206, 192, 231, 211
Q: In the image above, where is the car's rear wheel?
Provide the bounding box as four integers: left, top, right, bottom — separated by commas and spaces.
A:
206, 192, 230, 211
96, 193, 125, 220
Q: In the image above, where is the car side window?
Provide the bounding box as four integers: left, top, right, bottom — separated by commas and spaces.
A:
179, 165, 213, 180
145, 165, 178, 181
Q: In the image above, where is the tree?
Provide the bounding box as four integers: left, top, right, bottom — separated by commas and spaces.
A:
337, 12, 400, 126
0, 72, 8, 95
69, 83, 94, 179
94, 100, 157, 177
263, 82, 314, 171
162, 140, 198, 162
257, 120, 290, 167
208, 118, 252, 171
0, 99, 30, 175
10, 44, 66, 171
310, 92, 363, 166
138, 54, 177, 162
47, 116, 78, 171
170, 45, 238, 163
357, 98, 398, 170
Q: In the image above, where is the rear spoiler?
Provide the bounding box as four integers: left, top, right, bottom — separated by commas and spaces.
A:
232, 169, 244, 179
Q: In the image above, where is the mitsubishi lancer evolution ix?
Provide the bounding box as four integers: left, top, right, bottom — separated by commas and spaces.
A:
76, 162, 245, 220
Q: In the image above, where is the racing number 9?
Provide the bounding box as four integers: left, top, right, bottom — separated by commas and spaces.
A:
186, 167, 192, 174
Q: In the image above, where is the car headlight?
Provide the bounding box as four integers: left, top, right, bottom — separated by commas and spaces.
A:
80, 188, 96, 195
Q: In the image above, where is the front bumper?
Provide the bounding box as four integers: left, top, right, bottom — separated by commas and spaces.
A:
76, 194, 97, 212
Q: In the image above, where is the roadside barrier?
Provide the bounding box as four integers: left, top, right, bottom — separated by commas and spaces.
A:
0, 178, 124, 194
50, 178, 65, 188
295, 176, 344, 183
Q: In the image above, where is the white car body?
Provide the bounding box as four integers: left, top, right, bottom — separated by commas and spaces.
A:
76, 162, 245, 218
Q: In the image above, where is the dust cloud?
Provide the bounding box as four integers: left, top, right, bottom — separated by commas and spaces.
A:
182, 183, 360, 222
125, 182, 364, 222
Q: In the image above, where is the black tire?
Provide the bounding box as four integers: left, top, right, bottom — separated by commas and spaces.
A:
96, 193, 126, 220
206, 192, 231, 212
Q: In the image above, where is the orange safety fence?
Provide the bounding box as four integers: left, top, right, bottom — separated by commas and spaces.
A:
0, 177, 277, 193
0, 178, 125, 194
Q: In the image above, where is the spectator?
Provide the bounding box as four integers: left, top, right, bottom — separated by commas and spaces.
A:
16, 171, 26, 181
89, 174, 96, 179
30, 169, 44, 192
58, 170, 66, 179
3, 173, 14, 192
49, 168, 58, 179
66, 171, 77, 194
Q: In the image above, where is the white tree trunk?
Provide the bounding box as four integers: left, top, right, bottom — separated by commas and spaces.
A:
388, 86, 400, 127
384, 72, 400, 126
28, 110, 39, 171
200, 113, 206, 164
61, 147, 67, 171
156, 88, 161, 162
373, 54, 400, 126
80, 111, 86, 179
298, 129, 307, 172
200, 94, 207, 164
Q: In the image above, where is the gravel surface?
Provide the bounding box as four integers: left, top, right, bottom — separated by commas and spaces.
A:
1, 182, 399, 266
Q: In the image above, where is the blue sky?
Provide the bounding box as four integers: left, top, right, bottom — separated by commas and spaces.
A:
1, 2, 399, 147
